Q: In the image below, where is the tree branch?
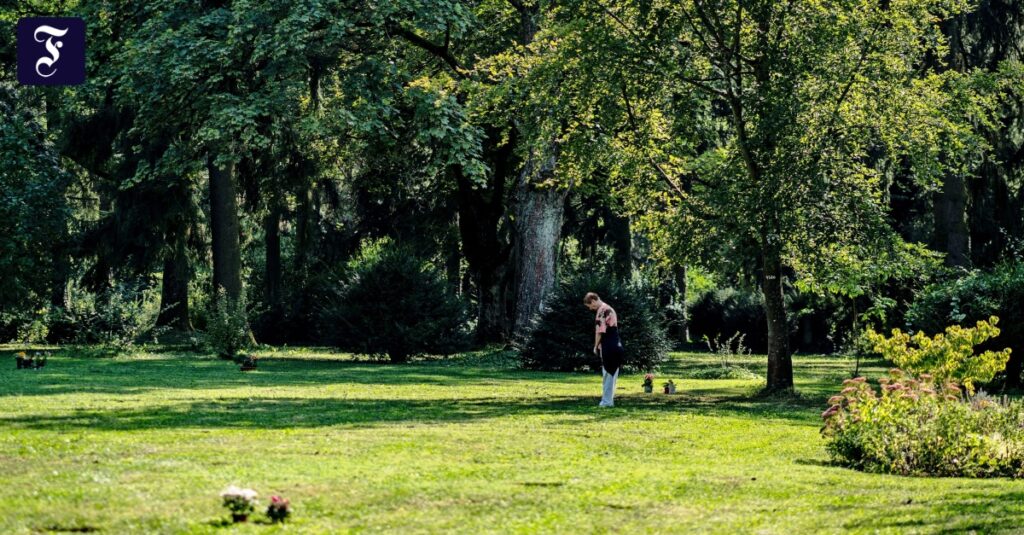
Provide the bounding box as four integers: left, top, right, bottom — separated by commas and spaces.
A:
390, 25, 469, 80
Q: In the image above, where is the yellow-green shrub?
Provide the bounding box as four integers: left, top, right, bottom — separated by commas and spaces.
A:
865, 316, 1011, 394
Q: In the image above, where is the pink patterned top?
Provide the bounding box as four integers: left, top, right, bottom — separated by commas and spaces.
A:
595, 302, 618, 334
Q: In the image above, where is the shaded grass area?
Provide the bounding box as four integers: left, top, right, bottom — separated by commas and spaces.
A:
1, 345, 1023, 533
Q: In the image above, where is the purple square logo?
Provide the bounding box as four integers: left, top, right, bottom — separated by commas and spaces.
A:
17, 17, 86, 86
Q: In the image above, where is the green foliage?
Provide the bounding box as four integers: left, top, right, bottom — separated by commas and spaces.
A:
14, 313, 50, 345
318, 243, 470, 362
205, 290, 252, 359
0, 89, 70, 326
822, 371, 1024, 478
55, 282, 162, 351
865, 317, 1011, 394
908, 263, 1024, 381
793, 240, 942, 328
517, 271, 668, 372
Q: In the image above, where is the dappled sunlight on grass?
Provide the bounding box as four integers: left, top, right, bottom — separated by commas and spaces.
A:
1, 346, 1022, 533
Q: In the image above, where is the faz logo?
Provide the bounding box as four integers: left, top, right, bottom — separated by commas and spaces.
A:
17, 17, 86, 86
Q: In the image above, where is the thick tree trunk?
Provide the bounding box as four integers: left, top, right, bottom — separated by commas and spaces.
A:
457, 185, 512, 343
156, 235, 191, 328
762, 251, 793, 391
512, 151, 566, 337
207, 156, 243, 302
933, 172, 971, 268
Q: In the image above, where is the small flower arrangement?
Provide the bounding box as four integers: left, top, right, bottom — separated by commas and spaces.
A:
663, 379, 676, 394
266, 495, 291, 522
220, 486, 258, 522
642, 373, 654, 393
239, 355, 258, 371
15, 351, 48, 370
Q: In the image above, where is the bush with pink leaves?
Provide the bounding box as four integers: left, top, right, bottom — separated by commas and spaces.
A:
821, 369, 1024, 477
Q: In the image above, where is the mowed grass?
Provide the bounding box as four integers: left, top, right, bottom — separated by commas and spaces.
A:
2, 346, 1024, 534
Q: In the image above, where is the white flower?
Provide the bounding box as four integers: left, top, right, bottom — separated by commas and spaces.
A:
220, 486, 258, 501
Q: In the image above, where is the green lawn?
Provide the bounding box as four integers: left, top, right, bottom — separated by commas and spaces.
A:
2, 347, 1023, 534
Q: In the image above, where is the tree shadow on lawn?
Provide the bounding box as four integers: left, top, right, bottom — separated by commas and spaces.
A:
837, 490, 1024, 533
0, 388, 825, 432
0, 353, 594, 398
0, 349, 876, 403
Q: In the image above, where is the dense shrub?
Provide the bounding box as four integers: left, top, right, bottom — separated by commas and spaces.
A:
822, 371, 1024, 477
826, 322, 1020, 477
908, 262, 1024, 385
517, 272, 669, 372
53, 282, 161, 350
206, 290, 252, 359
318, 244, 470, 362
865, 317, 1011, 393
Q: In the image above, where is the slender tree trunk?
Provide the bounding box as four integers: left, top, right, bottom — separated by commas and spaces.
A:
604, 207, 632, 281
674, 264, 689, 342
762, 251, 793, 391
933, 171, 972, 268
50, 253, 69, 309
512, 151, 566, 337
446, 222, 461, 296
156, 227, 191, 328
294, 182, 315, 275
207, 156, 243, 302
294, 63, 322, 277
264, 202, 282, 310
476, 266, 512, 341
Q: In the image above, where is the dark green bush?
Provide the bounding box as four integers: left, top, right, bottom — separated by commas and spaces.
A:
517, 272, 669, 372
318, 244, 470, 362
907, 262, 1024, 385
688, 287, 768, 353
48, 281, 161, 350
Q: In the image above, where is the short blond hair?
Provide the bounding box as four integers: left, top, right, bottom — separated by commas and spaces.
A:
583, 292, 601, 304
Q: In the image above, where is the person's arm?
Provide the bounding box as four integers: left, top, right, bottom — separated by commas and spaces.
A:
594, 331, 602, 354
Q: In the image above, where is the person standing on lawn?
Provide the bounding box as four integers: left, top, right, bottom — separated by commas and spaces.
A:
585, 292, 624, 407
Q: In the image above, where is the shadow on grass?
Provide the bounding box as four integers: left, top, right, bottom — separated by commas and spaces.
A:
0, 386, 827, 432
838, 490, 1024, 533
0, 352, 595, 398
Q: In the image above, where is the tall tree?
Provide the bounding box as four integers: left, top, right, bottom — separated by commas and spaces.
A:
561, 0, 979, 390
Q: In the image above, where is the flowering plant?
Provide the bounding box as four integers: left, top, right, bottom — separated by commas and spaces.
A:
266, 495, 291, 522
642, 374, 654, 388
220, 486, 258, 519
820, 369, 1024, 477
